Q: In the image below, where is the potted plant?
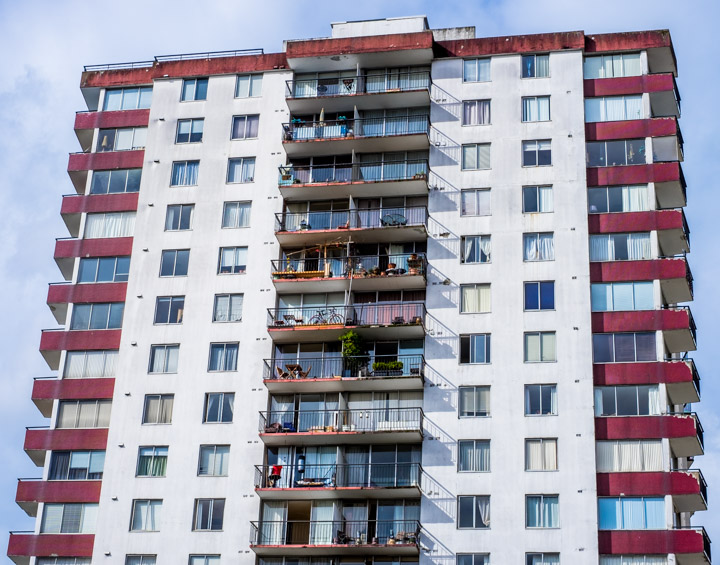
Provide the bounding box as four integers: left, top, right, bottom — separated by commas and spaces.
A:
372, 360, 404, 376
339, 330, 367, 378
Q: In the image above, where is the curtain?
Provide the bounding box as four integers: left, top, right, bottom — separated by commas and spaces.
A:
159, 396, 173, 423
590, 235, 611, 261
536, 55, 550, 77
592, 283, 613, 311
523, 98, 536, 121
623, 54, 642, 76
461, 285, 490, 313
605, 97, 626, 121
172, 161, 198, 185
476, 496, 490, 527
463, 100, 490, 125
49, 452, 70, 480
310, 501, 334, 544
64, 352, 85, 378
642, 441, 663, 471
622, 185, 649, 211
543, 440, 558, 470
459, 441, 489, 471
537, 97, 550, 120
628, 233, 651, 260
647, 386, 661, 415
84, 212, 135, 238
539, 185, 553, 211
214, 296, 230, 322
625, 95, 643, 120
622, 498, 646, 529
526, 440, 543, 471
462, 145, 477, 169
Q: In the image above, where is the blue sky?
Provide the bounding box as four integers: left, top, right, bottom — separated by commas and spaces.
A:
0, 0, 717, 556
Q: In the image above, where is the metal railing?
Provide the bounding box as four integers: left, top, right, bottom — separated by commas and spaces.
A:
264, 354, 425, 381
267, 303, 426, 329
679, 207, 691, 250
250, 519, 421, 546
286, 71, 431, 99
278, 159, 428, 186
282, 115, 429, 142
275, 206, 428, 233
84, 61, 154, 72
254, 462, 422, 489
84, 49, 265, 71
259, 407, 423, 434
675, 526, 711, 560
685, 256, 694, 297
271, 253, 426, 280
669, 411, 704, 451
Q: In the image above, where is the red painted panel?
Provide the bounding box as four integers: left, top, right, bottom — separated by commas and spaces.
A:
287, 32, 433, 59
589, 258, 687, 283
54, 237, 133, 259
67, 150, 144, 172
598, 529, 703, 555
47, 283, 127, 305
585, 30, 673, 53
587, 162, 682, 187
436, 31, 584, 57
595, 415, 697, 441
32, 378, 115, 402
16, 480, 102, 505
585, 117, 677, 141
61, 193, 139, 215
24, 428, 108, 452
7, 533, 94, 558
588, 210, 682, 234
74, 109, 150, 130
584, 74, 675, 97
591, 309, 689, 333
594, 361, 693, 386
597, 472, 701, 497
39, 329, 122, 353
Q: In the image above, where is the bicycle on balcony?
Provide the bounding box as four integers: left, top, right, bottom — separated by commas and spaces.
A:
308, 308, 345, 325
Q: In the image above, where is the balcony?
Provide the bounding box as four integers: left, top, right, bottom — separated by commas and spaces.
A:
24, 427, 108, 466
583, 72, 681, 117
285, 72, 431, 113
67, 150, 144, 193
598, 528, 710, 565
278, 160, 429, 200
39, 328, 122, 370
282, 116, 430, 157
15, 478, 102, 517
587, 162, 686, 207
585, 116, 679, 142
259, 407, 423, 445
8, 532, 94, 565
60, 192, 139, 237
263, 354, 425, 393
31, 377, 114, 418
275, 207, 428, 246
54, 236, 133, 280
268, 303, 426, 342
272, 253, 426, 293
47, 281, 127, 324
74, 109, 150, 152
250, 519, 421, 555
254, 462, 422, 499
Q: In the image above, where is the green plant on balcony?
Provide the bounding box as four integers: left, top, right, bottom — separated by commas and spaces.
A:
372, 360, 404, 376
340, 330, 368, 377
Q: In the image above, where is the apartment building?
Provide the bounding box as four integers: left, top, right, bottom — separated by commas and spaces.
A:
9, 15, 707, 565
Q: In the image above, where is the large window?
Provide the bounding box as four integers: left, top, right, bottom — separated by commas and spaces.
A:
213, 294, 244, 322
148, 345, 179, 374
142, 395, 174, 424
584, 53, 642, 79
136, 446, 168, 477
461, 188, 491, 216
41, 503, 98, 533
70, 303, 124, 330
232, 115, 260, 139
524, 332, 556, 363
522, 54, 550, 78
160, 249, 190, 277
523, 233, 554, 262
460, 284, 491, 313
463, 58, 491, 82
598, 497, 665, 530
589, 233, 651, 262
204, 392, 235, 423
522, 140, 551, 167
522, 96, 550, 122
90, 169, 141, 194
596, 440, 663, 473
461, 235, 491, 263
193, 498, 225, 531
458, 440, 490, 472
218, 247, 248, 274
171, 161, 199, 186
48, 450, 105, 480
78, 257, 130, 283
103, 87, 152, 110
64, 350, 118, 379
182, 77, 208, 101
526, 495, 559, 528
527, 555, 560, 565
458, 554, 490, 565
525, 384, 558, 415
235, 74, 263, 97
585, 95, 643, 122
198, 445, 230, 476
462, 100, 491, 125
97, 127, 147, 152
591, 282, 654, 312
595, 385, 661, 417
459, 386, 490, 417
592, 332, 656, 363
208, 343, 239, 372
525, 439, 558, 471
84, 212, 136, 239
176, 118, 204, 143
227, 157, 256, 183
587, 139, 646, 167
165, 204, 194, 231
524, 282, 555, 311
462, 144, 491, 170
459, 335, 491, 365
154, 297, 184, 324
222, 201, 252, 228
130, 499, 162, 531
458, 495, 490, 529
588, 185, 650, 213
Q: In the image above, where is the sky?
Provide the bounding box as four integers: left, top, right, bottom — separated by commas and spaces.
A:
0, 0, 718, 558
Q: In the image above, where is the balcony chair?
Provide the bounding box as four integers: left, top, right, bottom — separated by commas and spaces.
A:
276, 366, 290, 379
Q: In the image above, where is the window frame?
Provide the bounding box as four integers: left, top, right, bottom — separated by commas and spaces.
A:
130, 499, 162, 532
48, 450, 105, 481
463, 58, 491, 83
462, 99, 491, 126
217, 246, 248, 274
524, 384, 558, 416
208, 343, 239, 372
457, 439, 491, 472
231, 114, 260, 140
525, 494, 560, 528
525, 438, 559, 471
524, 281, 555, 311
142, 394, 174, 425
592, 332, 657, 363
459, 283, 491, 314
103, 87, 152, 111
521, 96, 551, 122
521, 53, 550, 78
457, 554, 490, 565
148, 344, 180, 374
526, 553, 560, 565
523, 332, 557, 363
153, 296, 185, 325
192, 498, 225, 531
181, 77, 208, 102
222, 201, 252, 229
136, 446, 169, 478
586, 139, 646, 167
460, 188, 491, 216
461, 143, 491, 171
175, 118, 204, 144
63, 350, 118, 379
457, 495, 491, 529
213, 293, 244, 322
198, 445, 230, 477
77, 256, 130, 283
226, 157, 256, 183
460, 235, 491, 264
69, 302, 125, 331
165, 204, 194, 231
235, 73, 263, 98
96, 127, 147, 152
90, 169, 142, 194
523, 232, 555, 262
522, 185, 553, 213
170, 160, 200, 187
522, 140, 552, 167
459, 334, 491, 365
159, 249, 190, 277
203, 392, 235, 423
458, 386, 491, 417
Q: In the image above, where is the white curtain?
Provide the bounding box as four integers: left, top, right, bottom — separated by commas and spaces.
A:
132, 500, 161, 531
601, 558, 666, 565
459, 441, 490, 471
622, 185, 649, 211
463, 100, 490, 125
538, 185, 553, 212
524, 233, 554, 261
526, 440, 542, 470
628, 233, 651, 260
536, 55, 550, 76
261, 502, 287, 545
461, 284, 491, 313
172, 161, 199, 185
605, 97, 626, 121
84, 212, 136, 239
310, 501, 334, 544
648, 386, 661, 414
462, 189, 491, 215
596, 440, 663, 472
625, 95, 643, 120
590, 235, 611, 261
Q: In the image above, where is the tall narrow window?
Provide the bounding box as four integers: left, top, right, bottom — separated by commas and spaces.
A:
136, 446, 168, 477
462, 144, 491, 170
459, 335, 491, 364
460, 284, 491, 313
525, 385, 557, 415
459, 386, 490, 417
522, 96, 550, 122
524, 332, 556, 362
525, 439, 558, 471
208, 344, 239, 372
182, 78, 208, 101
204, 393, 235, 423
526, 495, 559, 528
461, 188, 491, 216
462, 100, 491, 125
458, 440, 490, 472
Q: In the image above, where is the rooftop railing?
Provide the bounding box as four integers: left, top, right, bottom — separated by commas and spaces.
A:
279, 159, 428, 186
267, 303, 426, 329
264, 354, 425, 381
84, 48, 265, 71
259, 407, 423, 435
254, 462, 422, 490
275, 206, 427, 233
271, 253, 426, 280
286, 71, 430, 99
282, 115, 429, 142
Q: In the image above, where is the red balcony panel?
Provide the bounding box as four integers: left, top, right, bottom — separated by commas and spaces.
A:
587, 162, 682, 187
585, 117, 678, 141
54, 237, 133, 260
589, 258, 686, 283
591, 309, 690, 333
74, 109, 150, 130
8, 533, 94, 561
585, 30, 673, 53
24, 428, 108, 453
597, 472, 701, 497
16, 480, 101, 516
595, 415, 698, 441
68, 150, 144, 172
438, 31, 584, 57
584, 73, 675, 97
594, 361, 693, 386
598, 529, 705, 556
287, 31, 434, 59
47, 282, 127, 305
588, 210, 683, 234
32, 378, 115, 417
40, 330, 122, 353
61, 193, 139, 215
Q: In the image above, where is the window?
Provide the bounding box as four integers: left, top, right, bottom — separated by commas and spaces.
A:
154, 297, 184, 324
97, 127, 147, 152
84, 212, 136, 238
524, 282, 555, 311
171, 160, 200, 186
524, 332, 556, 363
227, 157, 256, 183
165, 204, 194, 231
598, 497, 665, 530
222, 201, 251, 228
232, 115, 260, 139
462, 144, 491, 170
38, 559, 92, 565
64, 350, 118, 378
136, 446, 168, 477
193, 498, 225, 531
591, 282, 654, 312
40, 503, 98, 533
190, 557, 220, 565
130, 499, 162, 531
142, 394, 174, 424
204, 393, 235, 423
522, 96, 550, 122
103, 87, 152, 110
56, 400, 111, 428
48, 450, 105, 480
463, 58, 491, 82
458, 440, 490, 472
525, 384, 557, 415
78, 257, 130, 283
198, 445, 230, 476
459, 335, 491, 365
160, 249, 190, 277
461, 235, 491, 264
523, 233, 554, 261
460, 284, 491, 313
589, 233, 651, 262
213, 294, 244, 322
587, 139, 646, 167
522, 141, 551, 167
90, 169, 141, 194
527, 553, 560, 565
462, 100, 491, 125
595, 385, 661, 417
70, 303, 124, 330
522, 185, 553, 213
208, 343, 239, 372
584, 53, 642, 79
176, 118, 204, 143
182, 78, 208, 101
585, 95, 643, 123
522, 54, 550, 78
596, 440, 663, 473
600, 557, 667, 565
525, 439, 558, 471
459, 386, 490, 417
526, 495, 559, 528
235, 74, 263, 97
148, 345, 179, 373
458, 495, 490, 529
218, 247, 248, 274
588, 185, 650, 213
461, 188, 491, 216
458, 554, 490, 565
592, 332, 656, 363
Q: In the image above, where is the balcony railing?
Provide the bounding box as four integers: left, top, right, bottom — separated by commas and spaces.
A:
272, 253, 426, 281
286, 72, 431, 99
278, 160, 428, 186
259, 407, 423, 434
250, 519, 421, 547
676, 526, 711, 561
254, 462, 422, 490
664, 354, 701, 398
264, 354, 425, 381
662, 304, 697, 346
282, 116, 429, 143
673, 468, 708, 506
267, 303, 426, 329
275, 206, 428, 233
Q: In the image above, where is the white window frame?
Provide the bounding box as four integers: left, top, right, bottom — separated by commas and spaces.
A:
457, 439, 491, 472
203, 392, 235, 423
460, 235, 491, 264
170, 160, 200, 187
460, 188, 491, 216
142, 394, 174, 425
176, 118, 204, 144
463, 58, 491, 82
461, 144, 491, 170
231, 114, 260, 139
181, 77, 208, 101
165, 204, 194, 231
63, 350, 118, 379
521, 53, 550, 78
524, 332, 556, 363
213, 294, 244, 322
90, 168, 142, 194
136, 446, 168, 478
103, 87, 152, 111
462, 99, 491, 126
525, 438, 558, 471
521, 96, 551, 122
458, 386, 491, 417
208, 343, 239, 372
148, 344, 180, 374
227, 157, 256, 183
193, 498, 225, 531
526, 494, 559, 528
460, 283, 491, 314
235, 74, 263, 98
130, 499, 162, 532
222, 201, 252, 228
198, 445, 230, 477
524, 384, 558, 416
459, 335, 491, 365
218, 246, 248, 274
